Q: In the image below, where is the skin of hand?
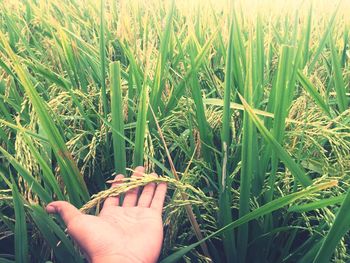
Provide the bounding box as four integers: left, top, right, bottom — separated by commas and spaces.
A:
46, 166, 167, 263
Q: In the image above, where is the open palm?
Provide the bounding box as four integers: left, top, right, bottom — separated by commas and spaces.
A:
46, 167, 167, 263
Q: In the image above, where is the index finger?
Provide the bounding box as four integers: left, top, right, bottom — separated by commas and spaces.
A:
150, 182, 167, 214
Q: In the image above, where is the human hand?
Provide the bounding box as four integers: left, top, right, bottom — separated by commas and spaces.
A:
46, 166, 167, 263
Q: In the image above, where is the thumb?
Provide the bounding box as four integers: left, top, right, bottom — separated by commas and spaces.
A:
46, 201, 82, 226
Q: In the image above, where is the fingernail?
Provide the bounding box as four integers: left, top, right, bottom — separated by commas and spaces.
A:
46, 205, 56, 213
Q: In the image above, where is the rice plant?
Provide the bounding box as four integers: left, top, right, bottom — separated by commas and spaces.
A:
0, 0, 350, 262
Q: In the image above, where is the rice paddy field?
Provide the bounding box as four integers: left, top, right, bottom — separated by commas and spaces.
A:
0, 0, 350, 262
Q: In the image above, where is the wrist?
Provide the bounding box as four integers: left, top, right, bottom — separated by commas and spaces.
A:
91, 254, 144, 263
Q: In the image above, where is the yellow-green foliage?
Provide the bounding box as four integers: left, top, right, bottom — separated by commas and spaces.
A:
0, 0, 350, 262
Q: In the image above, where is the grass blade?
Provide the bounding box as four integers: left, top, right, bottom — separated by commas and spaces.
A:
110, 61, 127, 175
149, 0, 174, 115
302, 3, 312, 67
297, 70, 332, 117
99, 0, 108, 118
11, 179, 28, 263
288, 194, 345, 213
238, 40, 254, 262
308, 5, 338, 72
330, 37, 349, 113
133, 79, 148, 167
238, 93, 312, 187
314, 188, 350, 262
265, 45, 294, 202
189, 44, 214, 164
219, 20, 237, 262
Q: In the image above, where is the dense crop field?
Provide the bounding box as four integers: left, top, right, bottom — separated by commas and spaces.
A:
0, 0, 350, 262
